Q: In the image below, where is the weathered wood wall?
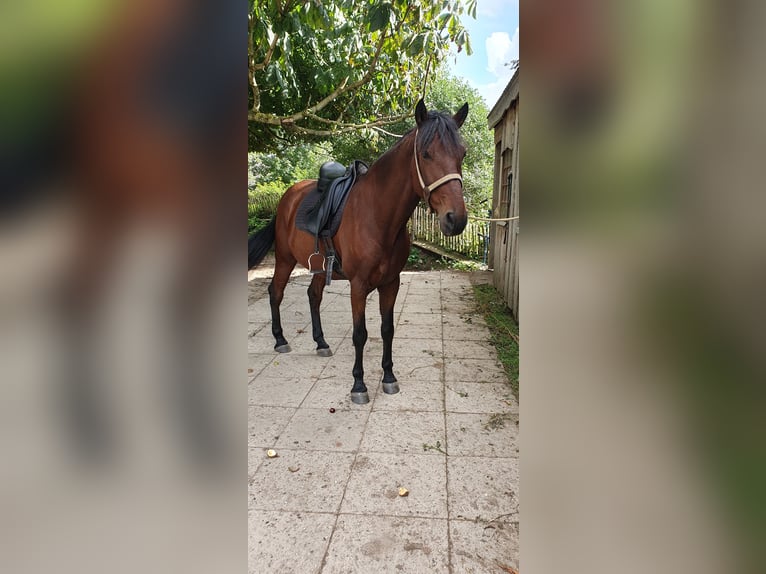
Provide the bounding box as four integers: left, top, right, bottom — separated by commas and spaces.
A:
487, 71, 519, 320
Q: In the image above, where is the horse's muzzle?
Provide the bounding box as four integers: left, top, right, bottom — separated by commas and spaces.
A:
440, 211, 467, 236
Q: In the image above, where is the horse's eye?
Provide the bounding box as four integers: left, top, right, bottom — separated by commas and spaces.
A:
422, 150, 431, 160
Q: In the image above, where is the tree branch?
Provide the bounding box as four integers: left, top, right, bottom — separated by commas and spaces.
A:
249, 111, 283, 125
253, 32, 279, 72
279, 20, 389, 124
248, 14, 259, 112
305, 111, 410, 129
249, 4, 415, 132
250, 25, 386, 124
284, 76, 350, 122
421, 54, 433, 98
369, 126, 406, 138
280, 114, 413, 136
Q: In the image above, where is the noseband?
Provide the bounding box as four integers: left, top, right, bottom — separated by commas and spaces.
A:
413, 129, 463, 211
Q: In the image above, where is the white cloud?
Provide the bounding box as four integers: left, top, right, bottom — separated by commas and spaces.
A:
476, 28, 518, 108
485, 29, 518, 76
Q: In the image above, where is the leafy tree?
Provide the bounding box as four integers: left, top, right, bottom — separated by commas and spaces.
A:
311, 69, 494, 212
249, 0, 476, 151
248, 140, 333, 189
250, 69, 493, 213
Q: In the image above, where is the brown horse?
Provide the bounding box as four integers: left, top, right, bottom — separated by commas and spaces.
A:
248, 100, 469, 403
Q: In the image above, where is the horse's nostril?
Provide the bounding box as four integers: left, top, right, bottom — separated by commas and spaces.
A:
445, 211, 455, 227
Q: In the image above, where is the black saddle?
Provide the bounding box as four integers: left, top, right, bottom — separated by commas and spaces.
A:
296, 160, 367, 238
317, 161, 345, 194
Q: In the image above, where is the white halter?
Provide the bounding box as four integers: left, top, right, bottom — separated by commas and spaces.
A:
413, 129, 463, 211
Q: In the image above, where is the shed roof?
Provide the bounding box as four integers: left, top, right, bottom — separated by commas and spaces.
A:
487, 67, 519, 129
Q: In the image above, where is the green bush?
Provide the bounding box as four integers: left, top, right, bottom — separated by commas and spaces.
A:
248, 143, 332, 189
253, 181, 286, 195
248, 187, 283, 218
248, 185, 285, 234
248, 216, 272, 234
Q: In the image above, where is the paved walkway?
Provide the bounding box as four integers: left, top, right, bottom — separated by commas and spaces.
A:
248, 269, 519, 573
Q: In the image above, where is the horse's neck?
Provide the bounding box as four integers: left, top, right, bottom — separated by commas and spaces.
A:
354, 136, 420, 238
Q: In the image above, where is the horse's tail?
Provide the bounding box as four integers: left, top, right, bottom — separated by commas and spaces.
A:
248, 218, 276, 269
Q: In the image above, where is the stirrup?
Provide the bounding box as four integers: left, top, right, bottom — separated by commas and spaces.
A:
308, 251, 325, 275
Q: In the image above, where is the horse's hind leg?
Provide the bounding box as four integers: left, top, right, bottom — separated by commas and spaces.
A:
378, 276, 400, 394
268, 253, 297, 353
308, 273, 332, 357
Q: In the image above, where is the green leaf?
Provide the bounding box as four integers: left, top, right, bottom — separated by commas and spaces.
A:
274, 68, 286, 89
448, 14, 457, 35
407, 33, 425, 56
368, 3, 391, 32
249, 0, 480, 152
423, 32, 433, 54
468, 0, 477, 19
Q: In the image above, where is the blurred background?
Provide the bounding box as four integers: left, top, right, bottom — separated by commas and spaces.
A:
2, 0, 765, 572
523, 0, 766, 572
0, 1, 245, 572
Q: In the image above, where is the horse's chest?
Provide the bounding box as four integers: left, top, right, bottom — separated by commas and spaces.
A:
371, 239, 409, 284
337, 224, 408, 284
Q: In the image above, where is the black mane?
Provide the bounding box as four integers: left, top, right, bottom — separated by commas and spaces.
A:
388, 110, 464, 155
415, 110, 464, 154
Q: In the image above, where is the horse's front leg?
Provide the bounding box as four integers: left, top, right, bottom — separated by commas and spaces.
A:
378, 276, 400, 394
350, 282, 371, 404
307, 273, 332, 356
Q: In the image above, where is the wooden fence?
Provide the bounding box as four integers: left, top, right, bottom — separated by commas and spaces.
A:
408, 205, 489, 262
248, 193, 490, 263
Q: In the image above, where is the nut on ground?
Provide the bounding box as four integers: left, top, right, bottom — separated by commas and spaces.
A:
266, 449, 278, 458
398, 487, 409, 497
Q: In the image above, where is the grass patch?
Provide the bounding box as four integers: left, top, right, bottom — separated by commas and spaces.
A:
472, 283, 519, 399
404, 246, 483, 272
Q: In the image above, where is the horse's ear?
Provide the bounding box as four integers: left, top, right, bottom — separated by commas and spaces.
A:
415, 99, 428, 126
453, 102, 469, 128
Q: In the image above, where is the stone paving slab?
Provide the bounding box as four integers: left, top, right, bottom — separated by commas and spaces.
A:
250, 450, 356, 513
321, 514, 450, 574
248, 270, 519, 573
447, 456, 519, 522
360, 410, 446, 455
341, 452, 448, 518
249, 510, 336, 574
450, 518, 519, 574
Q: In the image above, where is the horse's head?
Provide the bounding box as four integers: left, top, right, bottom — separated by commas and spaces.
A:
413, 99, 469, 236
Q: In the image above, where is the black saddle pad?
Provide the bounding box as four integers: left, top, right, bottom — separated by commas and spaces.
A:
295, 160, 367, 238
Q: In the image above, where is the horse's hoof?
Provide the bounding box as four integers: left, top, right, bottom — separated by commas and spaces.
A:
350, 391, 369, 405
316, 347, 333, 357
382, 382, 400, 395
274, 344, 292, 353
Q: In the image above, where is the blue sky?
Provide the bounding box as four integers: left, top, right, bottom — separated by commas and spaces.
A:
446, 0, 519, 109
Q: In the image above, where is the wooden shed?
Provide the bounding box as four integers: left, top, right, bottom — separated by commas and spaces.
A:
487, 69, 520, 320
